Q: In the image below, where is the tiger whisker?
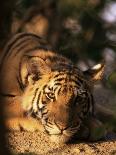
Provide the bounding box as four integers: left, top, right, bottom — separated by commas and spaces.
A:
46, 123, 54, 128
68, 126, 80, 131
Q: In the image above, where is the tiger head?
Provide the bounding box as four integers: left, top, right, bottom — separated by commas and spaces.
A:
21, 54, 104, 143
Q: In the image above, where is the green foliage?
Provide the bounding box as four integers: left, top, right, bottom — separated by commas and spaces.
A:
58, 0, 87, 16
89, 124, 106, 141
13, 0, 115, 63
107, 71, 116, 91
17, 0, 37, 8
57, 0, 109, 62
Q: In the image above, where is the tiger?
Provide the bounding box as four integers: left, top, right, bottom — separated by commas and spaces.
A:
0, 33, 105, 143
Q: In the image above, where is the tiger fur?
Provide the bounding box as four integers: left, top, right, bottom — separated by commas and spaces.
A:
0, 33, 105, 143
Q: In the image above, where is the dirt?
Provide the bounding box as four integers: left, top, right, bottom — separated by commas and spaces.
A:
7, 131, 116, 155
6, 85, 116, 155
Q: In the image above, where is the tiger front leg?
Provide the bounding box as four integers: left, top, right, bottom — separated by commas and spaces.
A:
0, 96, 45, 132
4, 117, 45, 132
82, 116, 106, 141
74, 116, 106, 141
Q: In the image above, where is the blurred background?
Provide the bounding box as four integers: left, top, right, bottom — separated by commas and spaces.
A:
0, 0, 116, 112
0, 0, 116, 90
0, 1, 116, 154
0, 0, 116, 119
0, 0, 116, 106
0, 0, 115, 68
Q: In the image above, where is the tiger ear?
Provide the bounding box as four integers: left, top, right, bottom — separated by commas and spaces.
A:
83, 63, 105, 83
21, 56, 51, 85
28, 57, 51, 75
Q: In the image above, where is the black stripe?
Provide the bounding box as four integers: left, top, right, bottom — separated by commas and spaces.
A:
75, 78, 84, 87
16, 76, 24, 91
53, 86, 59, 92
54, 82, 62, 86
83, 92, 94, 116
12, 44, 50, 59
37, 92, 41, 110
43, 85, 47, 90
18, 57, 25, 87
54, 77, 65, 82
7, 37, 38, 57
86, 93, 91, 114
54, 73, 66, 78
3, 33, 32, 58
13, 39, 38, 57
0, 34, 33, 68
0, 93, 15, 97
13, 36, 50, 57
57, 87, 61, 95
2, 33, 43, 59
48, 86, 53, 91
54, 87, 61, 95
90, 94, 94, 115
32, 88, 39, 108
42, 110, 48, 116
70, 79, 82, 87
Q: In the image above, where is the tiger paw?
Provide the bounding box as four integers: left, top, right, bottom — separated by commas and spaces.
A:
84, 117, 106, 141
5, 117, 22, 131
18, 117, 45, 132
4, 117, 45, 132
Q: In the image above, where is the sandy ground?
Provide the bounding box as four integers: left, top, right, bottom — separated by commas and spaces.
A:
6, 85, 116, 155
7, 131, 116, 155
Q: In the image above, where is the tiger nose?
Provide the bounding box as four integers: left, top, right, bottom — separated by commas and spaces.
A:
56, 121, 67, 131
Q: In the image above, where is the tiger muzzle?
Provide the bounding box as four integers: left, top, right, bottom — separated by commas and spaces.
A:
44, 106, 80, 137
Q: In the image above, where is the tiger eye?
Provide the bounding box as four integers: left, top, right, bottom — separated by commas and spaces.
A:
46, 92, 55, 100
75, 94, 86, 106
